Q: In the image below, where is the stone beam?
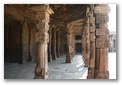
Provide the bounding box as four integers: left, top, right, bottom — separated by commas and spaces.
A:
4, 5, 37, 21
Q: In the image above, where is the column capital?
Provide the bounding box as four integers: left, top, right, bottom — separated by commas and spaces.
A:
94, 5, 110, 14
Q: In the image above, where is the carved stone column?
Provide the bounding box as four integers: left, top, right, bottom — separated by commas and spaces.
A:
57, 31, 61, 57
84, 7, 90, 67
82, 28, 87, 63
33, 5, 53, 79
56, 29, 60, 58
52, 28, 57, 60
87, 5, 96, 78
21, 18, 29, 64
48, 26, 53, 62
94, 4, 110, 79
60, 32, 63, 56
66, 24, 73, 63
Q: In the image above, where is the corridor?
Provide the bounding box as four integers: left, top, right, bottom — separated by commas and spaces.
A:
48, 54, 87, 79
4, 54, 88, 79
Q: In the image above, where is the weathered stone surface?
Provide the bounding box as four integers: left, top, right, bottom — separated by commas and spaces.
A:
94, 5, 110, 79
94, 5, 110, 14
96, 14, 109, 23
96, 29, 108, 35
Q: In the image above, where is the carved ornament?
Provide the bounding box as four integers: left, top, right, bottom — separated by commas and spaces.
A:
94, 5, 110, 14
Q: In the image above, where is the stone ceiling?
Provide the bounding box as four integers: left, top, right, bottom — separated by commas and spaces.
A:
5, 4, 88, 31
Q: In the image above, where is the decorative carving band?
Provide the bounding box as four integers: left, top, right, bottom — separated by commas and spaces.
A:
89, 17, 95, 24
35, 31, 49, 44
99, 22, 108, 28
96, 29, 108, 36
96, 14, 109, 23
96, 37, 109, 48
90, 25, 95, 32
90, 33, 95, 41
35, 32, 45, 43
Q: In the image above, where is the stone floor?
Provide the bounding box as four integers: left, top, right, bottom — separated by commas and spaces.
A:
4, 52, 116, 79
4, 54, 88, 79
48, 54, 88, 79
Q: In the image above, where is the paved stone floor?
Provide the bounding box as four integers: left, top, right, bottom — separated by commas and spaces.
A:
4, 52, 116, 79
4, 54, 88, 79
48, 54, 87, 79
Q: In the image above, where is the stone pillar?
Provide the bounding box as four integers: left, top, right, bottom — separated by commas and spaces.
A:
21, 18, 29, 64
48, 26, 53, 62
66, 24, 73, 63
52, 28, 57, 60
57, 31, 61, 57
60, 33, 63, 56
84, 7, 90, 67
33, 5, 53, 79
60, 32, 63, 56
56, 29, 60, 58
94, 4, 110, 79
87, 5, 96, 78
82, 28, 87, 63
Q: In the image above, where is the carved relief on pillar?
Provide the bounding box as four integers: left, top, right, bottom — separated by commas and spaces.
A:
96, 28, 109, 36
35, 30, 45, 44
99, 22, 108, 28
90, 33, 95, 41
89, 25, 95, 32
89, 15, 95, 24
82, 20, 90, 67
96, 37, 109, 48
94, 4, 110, 79
66, 23, 74, 63
33, 5, 54, 79
87, 5, 96, 79
96, 14, 109, 23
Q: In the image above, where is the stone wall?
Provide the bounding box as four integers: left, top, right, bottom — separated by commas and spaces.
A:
4, 19, 37, 63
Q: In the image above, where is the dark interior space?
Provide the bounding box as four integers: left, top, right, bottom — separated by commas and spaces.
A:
4, 19, 21, 63
75, 43, 82, 53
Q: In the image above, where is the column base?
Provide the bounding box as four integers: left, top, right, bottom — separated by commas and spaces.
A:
95, 71, 109, 79
66, 53, 71, 63
84, 59, 89, 67
34, 67, 48, 79
87, 69, 95, 79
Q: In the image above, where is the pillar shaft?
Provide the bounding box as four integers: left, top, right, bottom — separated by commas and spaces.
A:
66, 24, 73, 63
33, 5, 53, 79
94, 4, 110, 79
83, 7, 90, 67
87, 6, 96, 78
48, 27, 52, 62
52, 29, 57, 60
57, 31, 61, 57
